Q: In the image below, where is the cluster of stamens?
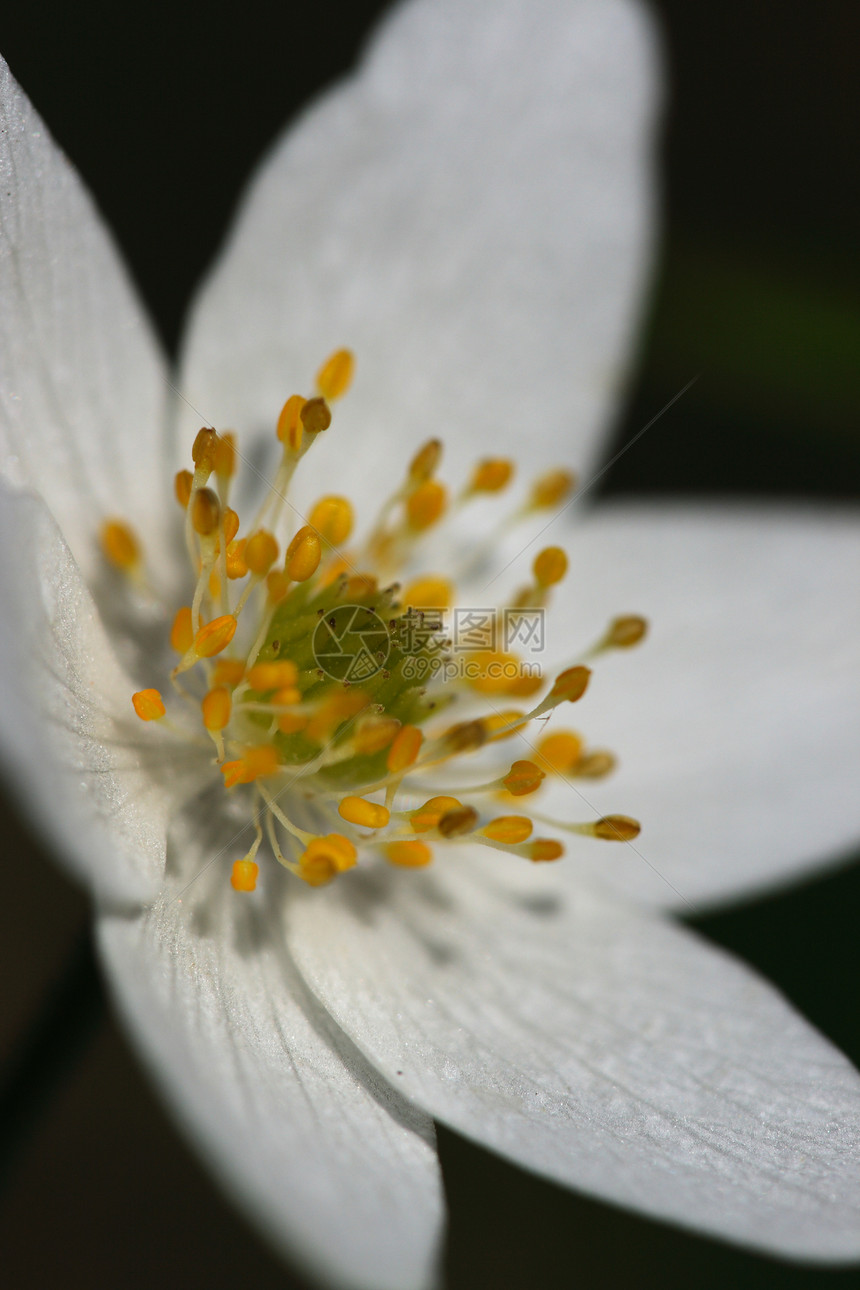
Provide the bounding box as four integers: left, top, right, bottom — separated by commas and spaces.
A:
103, 349, 645, 893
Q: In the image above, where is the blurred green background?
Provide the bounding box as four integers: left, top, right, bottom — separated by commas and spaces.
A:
1, 2, 858, 1288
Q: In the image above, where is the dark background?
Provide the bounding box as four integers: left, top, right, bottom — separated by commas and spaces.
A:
1, 2, 858, 1287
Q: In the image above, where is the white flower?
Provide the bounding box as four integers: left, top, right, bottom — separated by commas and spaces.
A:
1, 2, 859, 1288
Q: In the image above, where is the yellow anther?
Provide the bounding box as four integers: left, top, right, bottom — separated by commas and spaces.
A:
132, 689, 165, 721
208, 569, 221, 599
201, 686, 232, 731
437, 805, 479, 838
247, 661, 298, 691
213, 432, 236, 480
223, 508, 240, 544
529, 839, 564, 862
530, 468, 576, 509
338, 796, 390, 829
212, 658, 245, 687
406, 479, 447, 531
244, 529, 279, 575
482, 710, 527, 741
503, 760, 546, 797
194, 614, 237, 659
469, 458, 513, 493
549, 665, 591, 704
467, 650, 530, 696
277, 394, 307, 449
385, 841, 433, 869
300, 397, 332, 436
575, 750, 617, 779
170, 606, 194, 654
101, 519, 140, 571
191, 486, 221, 537
299, 834, 357, 886
285, 526, 322, 582
192, 427, 217, 472
266, 570, 290, 603
278, 712, 308, 735
342, 573, 377, 598
230, 859, 259, 892
410, 796, 463, 833
386, 724, 423, 773
482, 816, 533, 844
220, 744, 281, 788
306, 689, 371, 743
408, 438, 442, 484
271, 685, 301, 706
533, 546, 568, 587
315, 348, 355, 401
174, 469, 193, 508
401, 576, 453, 610
536, 731, 583, 774
507, 672, 543, 698
226, 539, 248, 579
354, 716, 401, 755
309, 495, 354, 546
592, 815, 641, 842
604, 615, 648, 649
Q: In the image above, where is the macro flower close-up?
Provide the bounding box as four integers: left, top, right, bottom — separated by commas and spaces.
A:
1, 2, 859, 1289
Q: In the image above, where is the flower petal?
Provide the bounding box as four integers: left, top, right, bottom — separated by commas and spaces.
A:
179, 0, 659, 513
0, 486, 170, 905
98, 865, 445, 1290
529, 503, 860, 909
0, 55, 172, 582
288, 859, 860, 1263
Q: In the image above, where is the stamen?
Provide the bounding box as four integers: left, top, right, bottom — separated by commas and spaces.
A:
170, 607, 194, 654
174, 470, 193, 508
221, 745, 281, 788
300, 397, 332, 436
481, 816, 533, 844
385, 841, 433, 869
533, 546, 568, 588
309, 496, 354, 547
406, 479, 447, 531
437, 805, 479, 837
409, 797, 463, 833
101, 519, 140, 573
401, 576, 453, 610
338, 796, 390, 829
529, 468, 576, 510
244, 530, 279, 576
408, 439, 442, 485
315, 348, 355, 402
468, 458, 514, 494
246, 661, 298, 691
386, 725, 424, 774
535, 731, 583, 773
231, 859, 259, 892
285, 526, 322, 582
132, 689, 166, 721
299, 834, 357, 886
502, 760, 545, 796
277, 395, 307, 449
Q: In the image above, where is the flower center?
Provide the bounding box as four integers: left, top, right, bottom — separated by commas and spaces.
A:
104, 350, 645, 892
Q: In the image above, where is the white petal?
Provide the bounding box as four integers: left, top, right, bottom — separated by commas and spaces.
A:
179, 0, 659, 517
528, 503, 860, 910
0, 486, 170, 905
98, 859, 445, 1290
288, 859, 860, 1263
0, 55, 173, 582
